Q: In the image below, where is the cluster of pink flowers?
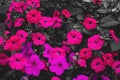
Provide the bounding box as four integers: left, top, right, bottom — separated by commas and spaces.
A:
0, 0, 120, 80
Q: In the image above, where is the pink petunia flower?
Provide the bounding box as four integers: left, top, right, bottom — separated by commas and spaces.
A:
49, 56, 69, 75
9, 53, 27, 70
73, 74, 88, 80
31, 32, 46, 46
14, 18, 25, 27
67, 30, 83, 45
25, 55, 45, 76
79, 48, 92, 60
52, 17, 62, 28
4, 35, 24, 51
83, 17, 97, 30
26, 10, 41, 24
16, 30, 28, 42
91, 57, 105, 73
50, 47, 66, 58
26, 0, 40, 8
12, 1, 28, 13
43, 43, 53, 58
62, 9, 71, 18
102, 53, 114, 66
51, 76, 61, 80
87, 34, 104, 50
39, 17, 55, 28
112, 61, 120, 74
53, 10, 61, 18
61, 45, 71, 53
4, 30, 10, 36
0, 53, 9, 66
77, 58, 87, 68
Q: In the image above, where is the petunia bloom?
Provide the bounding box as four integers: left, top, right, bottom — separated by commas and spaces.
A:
22, 42, 35, 58
77, 58, 87, 68
25, 55, 45, 76
39, 17, 55, 28
52, 17, 62, 28
50, 47, 66, 58
43, 43, 53, 58
26, 0, 40, 8
0, 53, 9, 66
79, 48, 92, 60
102, 53, 114, 66
87, 34, 104, 50
4, 35, 24, 51
67, 30, 83, 45
31, 32, 46, 46
91, 57, 105, 73
14, 18, 25, 27
83, 17, 97, 30
49, 56, 69, 75
26, 10, 41, 24
62, 9, 71, 18
112, 61, 120, 74
9, 53, 26, 70
16, 30, 28, 42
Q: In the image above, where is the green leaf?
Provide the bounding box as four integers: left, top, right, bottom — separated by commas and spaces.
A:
111, 39, 120, 51
100, 20, 120, 27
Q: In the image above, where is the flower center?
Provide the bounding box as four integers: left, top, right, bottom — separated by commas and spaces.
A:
96, 62, 100, 65
58, 63, 62, 67
16, 59, 19, 62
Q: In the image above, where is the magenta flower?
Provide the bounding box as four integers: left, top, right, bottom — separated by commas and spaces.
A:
12, 1, 28, 13
9, 53, 27, 70
112, 61, 120, 74
43, 43, 53, 58
87, 34, 104, 50
22, 42, 35, 58
0, 53, 9, 66
25, 55, 45, 76
79, 48, 92, 60
62, 9, 71, 18
91, 57, 105, 73
53, 10, 61, 18
78, 58, 87, 68
73, 74, 88, 80
4, 35, 24, 51
49, 56, 69, 75
16, 30, 28, 42
26, 0, 40, 8
102, 53, 114, 66
39, 17, 55, 28
26, 10, 41, 24
83, 17, 97, 30
14, 18, 25, 27
52, 17, 62, 28
31, 32, 46, 46
50, 47, 66, 58
67, 30, 83, 45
